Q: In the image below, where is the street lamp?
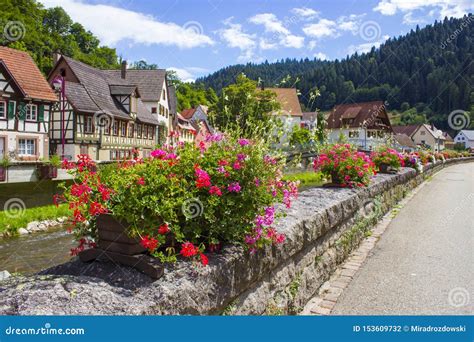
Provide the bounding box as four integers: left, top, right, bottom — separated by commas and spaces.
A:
52, 75, 66, 159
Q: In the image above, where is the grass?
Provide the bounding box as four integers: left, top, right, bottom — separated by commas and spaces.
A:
0, 204, 70, 236
283, 171, 325, 188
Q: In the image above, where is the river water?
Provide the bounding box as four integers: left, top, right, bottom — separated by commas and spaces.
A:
0, 226, 76, 275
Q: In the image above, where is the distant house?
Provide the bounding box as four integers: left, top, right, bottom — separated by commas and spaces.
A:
103, 65, 173, 145
453, 130, 474, 149
180, 105, 212, 145
393, 124, 446, 152
48, 55, 160, 161
176, 113, 196, 143
443, 131, 454, 149
0, 47, 57, 161
302, 111, 317, 130
393, 133, 417, 152
326, 101, 393, 150
265, 87, 303, 126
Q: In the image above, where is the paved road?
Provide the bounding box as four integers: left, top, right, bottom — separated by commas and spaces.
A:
332, 163, 474, 315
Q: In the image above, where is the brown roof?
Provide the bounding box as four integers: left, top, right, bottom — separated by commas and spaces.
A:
181, 108, 196, 120
394, 133, 417, 148
103, 69, 166, 102
326, 101, 392, 131
0, 46, 57, 102
265, 88, 302, 117
392, 124, 420, 136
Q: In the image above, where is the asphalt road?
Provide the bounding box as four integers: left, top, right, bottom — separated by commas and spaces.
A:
332, 162, 474, 315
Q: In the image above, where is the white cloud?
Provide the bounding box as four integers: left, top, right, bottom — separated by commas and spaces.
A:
314, 52, 328, 60
39, 0, 214, 49
217, 17, 257, 62
291, 7, 320, 19
308, 40, 317, 50
374, 0, 474, 19
303, 19, 338, 38
259, 38, 277, 50
249, 13, 305, 49
337, 14, 367, 34
167, 66, 209, 82
347, 35, 390, 55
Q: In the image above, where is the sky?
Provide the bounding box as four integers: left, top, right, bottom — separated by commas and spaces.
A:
39, 0, 473, 82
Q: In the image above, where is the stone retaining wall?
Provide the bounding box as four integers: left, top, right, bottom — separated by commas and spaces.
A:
0, 158, 472, 315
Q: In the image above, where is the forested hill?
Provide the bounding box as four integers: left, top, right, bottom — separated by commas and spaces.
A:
197, 15, 473, 129
0, 0, 120, 74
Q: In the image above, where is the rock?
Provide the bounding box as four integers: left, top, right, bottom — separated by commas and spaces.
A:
57, 217, 65, 223
26, 221, 40, 231
0, 270, 11, 281
18, 228, 29, 235
37, 223, 47, 231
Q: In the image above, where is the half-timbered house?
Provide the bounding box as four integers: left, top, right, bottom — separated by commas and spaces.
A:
47, 55, 160, 161
0, 47, 57, 161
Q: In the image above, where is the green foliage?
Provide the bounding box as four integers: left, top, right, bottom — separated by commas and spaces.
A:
0, 155, 11, 168
283, 171, 324, 187
0, 0, 119, 74
129, 60, 158, 70
198, 16, 473, 130
208, 74, 281, 140
289, 126, 312, 147
370, 146, 404, 170
0, 204, 70, 235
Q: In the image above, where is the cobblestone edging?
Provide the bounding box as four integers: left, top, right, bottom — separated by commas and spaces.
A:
0, 158, 472, 315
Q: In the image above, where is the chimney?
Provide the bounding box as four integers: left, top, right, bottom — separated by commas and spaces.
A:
121, 61, 127, 79
52, 51, 61, 64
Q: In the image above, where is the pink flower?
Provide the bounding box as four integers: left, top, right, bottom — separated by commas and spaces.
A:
233, 161, 242, 170
195, 167, 211, 188
238, 138, 250, 146
227, 182, 241, 193
151, 149, 167, 159
136, 177, 145, 186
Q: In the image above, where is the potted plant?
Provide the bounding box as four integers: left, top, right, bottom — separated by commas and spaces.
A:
37, 155, 61, 180
59, 137, 299, 277
370, 146, 403, 174
0, 155, 10, 182
313, 143, 376, 187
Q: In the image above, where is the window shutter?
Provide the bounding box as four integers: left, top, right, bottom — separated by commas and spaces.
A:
38, 104, 45, 122
18, 102, 26, 120
7, 101, 15, 119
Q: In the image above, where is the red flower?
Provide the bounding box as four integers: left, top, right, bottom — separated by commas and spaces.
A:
180, 242, 198, 258
136, 177, 145, 186
195, 168, 211, 188
89, 202, 107, 216
98, 184, 111, 201
209, 185, 222, 196
140, 235, 159, 252
200, 253, 209, 266
158, 223, 170, 235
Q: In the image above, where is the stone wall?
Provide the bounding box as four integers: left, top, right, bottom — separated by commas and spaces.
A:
0, 158, 472, 315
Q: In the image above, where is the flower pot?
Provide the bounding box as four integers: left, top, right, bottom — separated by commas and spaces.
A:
78, 214, 164, 279
37, 165, 58, 180
378, 163, 390, 173
0, 166, 6, 182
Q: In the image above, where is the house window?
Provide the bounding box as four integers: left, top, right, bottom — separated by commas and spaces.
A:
18, 139, 36, 155
137, 124, 142, 138
110, 150, 116, 160
26, 104, 38, 121
165, 108, 169, 118
128, 123, 134, 138
420, 131, 426, 135
0, 101, 6, 119
143, 125, 148, 139
104, 120, 110, 135
112, 121, 118, 136
151, 107, 157, 114
348, 130, 359, 138
121, 122, 127, 136
162, 89, 166, 100
367, 131, 378, 138
84, 116, 93, 133
149, 126, 154, 139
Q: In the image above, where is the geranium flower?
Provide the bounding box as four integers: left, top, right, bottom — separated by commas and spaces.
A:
151, 149, 167, 159
209, 185, 222, 196
141, 235, 159, 252
238, 138, 250, 146
136, 177, 145, 186
180, 242, 198, 257
227, 182, 241, 193
195, 167, 211, 188
158, 223, 170, 235
89, 202, 107, 216
200, 253, 209, 266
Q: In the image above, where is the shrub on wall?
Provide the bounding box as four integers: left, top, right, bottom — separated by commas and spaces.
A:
370, 146, 404, 171
58, 134, 299, 264
313, 144, 376, 187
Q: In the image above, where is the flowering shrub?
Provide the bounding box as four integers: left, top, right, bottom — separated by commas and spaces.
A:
370, 146, 404, 171
59, 135, 298, 265
313, 144, 376, 187
402, 153, 423, 172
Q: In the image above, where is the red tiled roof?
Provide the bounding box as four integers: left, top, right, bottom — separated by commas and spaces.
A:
264, 88, 303, 117
181, 108, 197, 119
0, 46, 57, 102
326, 101, 392, 131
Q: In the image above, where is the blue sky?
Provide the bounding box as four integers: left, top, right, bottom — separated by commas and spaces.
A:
40, 0, 473, 81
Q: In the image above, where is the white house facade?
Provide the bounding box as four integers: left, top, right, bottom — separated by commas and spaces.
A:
453, 130, 474, 149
